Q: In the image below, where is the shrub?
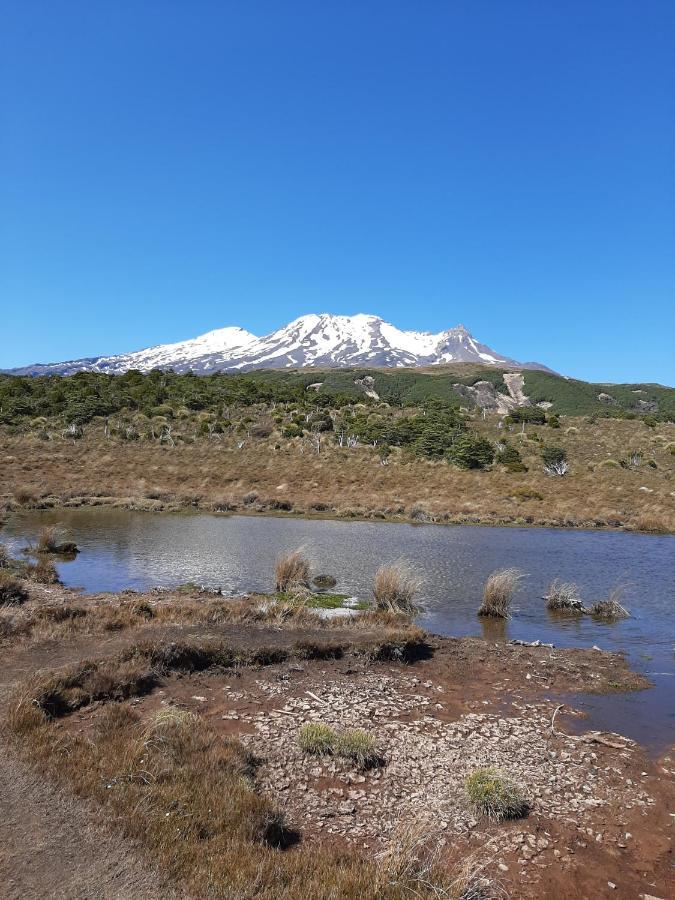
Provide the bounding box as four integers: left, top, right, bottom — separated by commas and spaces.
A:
274, 547, 310, 593
512, 488, 543, 502
445, 433, 495, 469
589, 586, 630, 620
0, 573, 29, 605
544, 579, 584, 612
542, 444, 568, 476
477, 568, 523, 618
541, 444, 566, 467
298, 723, 336, 755
335, 729, 377, 767
372, 561, 421, 615
465, 769, 528, 821
496, 443, 527, 473
0, 544, 10, 568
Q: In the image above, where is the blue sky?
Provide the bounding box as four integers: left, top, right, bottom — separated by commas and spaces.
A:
2, 1, 674, 382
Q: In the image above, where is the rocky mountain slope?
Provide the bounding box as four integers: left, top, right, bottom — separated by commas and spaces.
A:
7, 314, 551, 375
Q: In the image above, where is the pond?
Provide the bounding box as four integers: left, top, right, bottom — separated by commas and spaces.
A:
3, 508, 674, 752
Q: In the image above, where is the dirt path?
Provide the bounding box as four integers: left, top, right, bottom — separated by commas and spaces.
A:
0, 631, 189, 900
0, 740, 184, 900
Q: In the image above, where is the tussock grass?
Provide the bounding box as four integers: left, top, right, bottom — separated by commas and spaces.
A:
0, 572, 29, 605
544, 579, 584, 612
30, 556, 61, 584
589, 586, 630, 620
466, 769, 528, 821
376, 818, 506, 899
372, 561, 421, 615
477, 568, 523, 618
335, 729, 378, 767
275, 547, 311, 593
37, 525, 62, 553
298, 723, 337, 755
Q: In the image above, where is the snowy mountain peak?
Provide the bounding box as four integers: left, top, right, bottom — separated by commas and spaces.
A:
6, 314, 550, 375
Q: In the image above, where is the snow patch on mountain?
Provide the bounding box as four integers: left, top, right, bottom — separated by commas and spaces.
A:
6, 313, 550, 376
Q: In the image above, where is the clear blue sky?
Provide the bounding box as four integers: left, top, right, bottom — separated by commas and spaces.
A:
2, 1, 674, 382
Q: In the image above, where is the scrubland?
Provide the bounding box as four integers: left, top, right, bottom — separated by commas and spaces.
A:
1, 414, 673, 532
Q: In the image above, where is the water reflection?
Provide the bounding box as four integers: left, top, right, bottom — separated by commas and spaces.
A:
3, 508, 674, 751
479, 616, 509, 643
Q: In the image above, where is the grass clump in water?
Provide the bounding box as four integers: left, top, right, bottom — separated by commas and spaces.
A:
275, 547, 311, 593
298, 723, 337, 755
589, 586, 630, 620
477, 568, 523, 618
465, 768, 528, 821
372, 561, 421, 615
544, 579, 584, 612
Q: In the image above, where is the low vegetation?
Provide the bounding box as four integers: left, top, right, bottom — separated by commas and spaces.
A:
544, 580, 585, 612
275, 547, 311, 593
589, 586, 630, 620
334, 729, 378, 767
0, 571, 29, 604
477, 569, 523, 619
7, 632, 496, 899
298, 724, 378, 768
372, 562, 421, 615
298, 723, 337, 755
465, 769, 529, 821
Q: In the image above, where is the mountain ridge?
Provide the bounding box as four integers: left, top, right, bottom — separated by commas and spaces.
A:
5, 313, 553, 376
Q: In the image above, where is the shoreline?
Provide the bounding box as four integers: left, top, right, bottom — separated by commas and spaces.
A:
2, 582, 673, 899
4, 492, 674, 535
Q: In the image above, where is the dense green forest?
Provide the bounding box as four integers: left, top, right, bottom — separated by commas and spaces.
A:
0, 366, 673, 428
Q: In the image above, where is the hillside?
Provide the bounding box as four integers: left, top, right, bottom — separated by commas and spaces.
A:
1, 366, 673, 535
1, 366, 673, 425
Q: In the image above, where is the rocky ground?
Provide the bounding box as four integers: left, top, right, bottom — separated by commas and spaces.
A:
2, 584, 673, 899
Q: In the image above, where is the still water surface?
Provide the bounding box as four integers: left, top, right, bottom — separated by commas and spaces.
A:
4, 509, 674, 751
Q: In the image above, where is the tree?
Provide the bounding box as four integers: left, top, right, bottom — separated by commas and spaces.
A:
446, 433, 495, 469
497, 442, 527, 472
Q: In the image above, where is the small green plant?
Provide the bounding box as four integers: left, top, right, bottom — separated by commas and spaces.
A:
335, 729, 377, 767
465, 769, 528, 821
298, 723, 336, 755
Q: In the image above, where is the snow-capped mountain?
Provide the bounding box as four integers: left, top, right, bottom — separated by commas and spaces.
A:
6, 314, 550, 375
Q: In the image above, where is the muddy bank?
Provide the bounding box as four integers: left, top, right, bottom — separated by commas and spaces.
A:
3, 490, 672, 534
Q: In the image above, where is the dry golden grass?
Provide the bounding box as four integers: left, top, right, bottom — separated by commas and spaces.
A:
477, 569, 523, 618
544, 580, 584, 612
372, 561, 422, 614
275, 547, 311, 593
589, 586, 630, 620
1, 415, 673, 532
7, 637, 498, 899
